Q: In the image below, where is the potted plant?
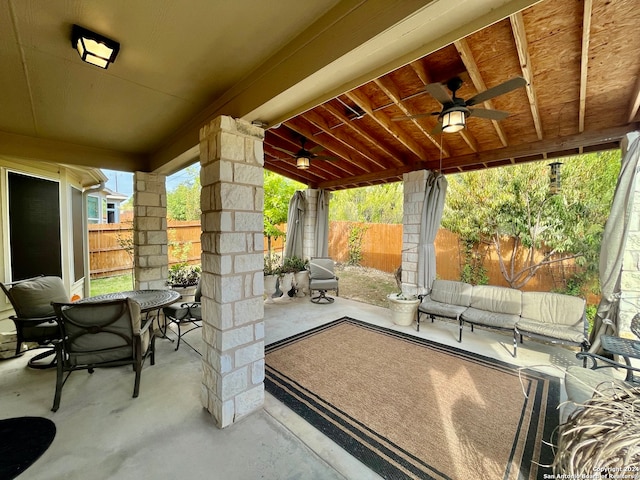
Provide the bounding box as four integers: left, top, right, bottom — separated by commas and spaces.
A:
168, 263, 201, 287
264, 253, 281, 303
168, 263, 201, 298
282, 256, 309, 297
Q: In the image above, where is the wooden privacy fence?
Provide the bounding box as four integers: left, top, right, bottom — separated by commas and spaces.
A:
89, 220, 569, 293
89, 221, 201, 278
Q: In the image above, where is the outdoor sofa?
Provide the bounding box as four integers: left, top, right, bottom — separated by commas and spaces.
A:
416, 279, 589, 357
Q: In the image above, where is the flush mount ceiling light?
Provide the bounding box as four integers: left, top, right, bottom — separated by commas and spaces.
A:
296, 157, 311, 170
71, 24, 120, 69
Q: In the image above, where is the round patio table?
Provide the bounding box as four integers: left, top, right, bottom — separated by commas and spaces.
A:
78, 290, 181, 339
79, 289, 180, 312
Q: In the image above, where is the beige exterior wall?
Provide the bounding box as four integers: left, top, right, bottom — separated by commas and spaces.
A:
0, 157, 92, 336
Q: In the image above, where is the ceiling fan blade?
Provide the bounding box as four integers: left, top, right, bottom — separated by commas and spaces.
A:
272, 146, 297, 156
468, 108, 510, 120
314, 155, 339, 161
424, 82, 453, 105
466, 77, 527, 106
309, 145, 325, 154
391, 112, 440, 122
430, 122, 443, 134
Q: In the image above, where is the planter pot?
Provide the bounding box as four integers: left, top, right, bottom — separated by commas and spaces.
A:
279, 272, 295, 298
387, 294, 420, 327
293, 271, 310, 297
264, 275, 278, 304
170, 285, 197, 300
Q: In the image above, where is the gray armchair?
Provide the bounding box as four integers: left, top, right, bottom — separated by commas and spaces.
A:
51, 298, 155, 412
0, 275, 68, 368
163, 281, 202, 351
308, 258, 339, 304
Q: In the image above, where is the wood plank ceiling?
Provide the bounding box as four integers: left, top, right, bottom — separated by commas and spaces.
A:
263, 0, 640, 191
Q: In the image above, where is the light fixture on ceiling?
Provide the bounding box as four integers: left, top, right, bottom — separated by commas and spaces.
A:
548, 162, 562, 194
296, 157, 310, 170
441, 109, 466, 133
71, 24, 120, 69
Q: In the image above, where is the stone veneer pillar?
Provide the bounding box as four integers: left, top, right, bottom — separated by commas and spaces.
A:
618, 132, 640, 338
133, 172, 169, 290
401, 170, 430, 296
199, 116, 265, 428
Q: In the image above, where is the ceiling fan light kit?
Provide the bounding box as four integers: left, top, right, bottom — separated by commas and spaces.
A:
71, 24, 120, 69
296, 157, 310, 169
395, 76, 527, 133
441, 109, 466, 133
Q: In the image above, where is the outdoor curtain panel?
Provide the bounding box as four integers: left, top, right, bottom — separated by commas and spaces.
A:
315, 189, 330, 258
589, 131, 640, 352
417, 170, 448, 292
284, 191, 305, 260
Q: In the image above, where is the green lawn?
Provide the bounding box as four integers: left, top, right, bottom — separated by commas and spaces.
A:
90, 274, 134, 296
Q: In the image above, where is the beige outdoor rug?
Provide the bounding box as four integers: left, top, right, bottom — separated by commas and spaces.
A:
265, 317, 559, 480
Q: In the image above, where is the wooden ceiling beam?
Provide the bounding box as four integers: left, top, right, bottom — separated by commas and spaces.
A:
345, 89, 431, 162
300, 108, 388, 170
629, 75, 640, 123
510, 12, 543, 140
264, 143, 331, 184
321, 102, 405, 165
578, 0, 593, 132
454, 39, 505, 148
318, 165, 413, 190
282, 118, 368, 177
440, 124, 634, 170
373, 76, 449, 157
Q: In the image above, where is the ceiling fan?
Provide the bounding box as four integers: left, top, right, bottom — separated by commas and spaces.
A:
395, 76, 527, 133
272, 137, 337, 170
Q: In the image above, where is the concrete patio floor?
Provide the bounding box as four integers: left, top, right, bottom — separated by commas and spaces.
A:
0, 295, 585, 480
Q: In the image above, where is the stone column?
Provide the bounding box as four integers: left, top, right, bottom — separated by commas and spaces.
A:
618, 132, 640, 338
401, 170, 429, 295
133, 172, 168, 290
199, 116, 265, 428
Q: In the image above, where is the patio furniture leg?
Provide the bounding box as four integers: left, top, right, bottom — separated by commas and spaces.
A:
51, 343, 64, 412
458, 319, 463, 343
513, 329, 518, 357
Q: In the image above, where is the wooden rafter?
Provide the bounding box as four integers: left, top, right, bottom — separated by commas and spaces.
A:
454, 38, 507, 148
345, 89, 430, 162
320, 102, 405, 166
301, 108, 388, 170
510, 11, 543, 140
441, 124, 635, 170
579, 0, 593, 132
628, 74, 640, 123
373, 76, 449, 157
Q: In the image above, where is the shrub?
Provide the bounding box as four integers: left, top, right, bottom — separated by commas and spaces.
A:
168, 263, 201, 286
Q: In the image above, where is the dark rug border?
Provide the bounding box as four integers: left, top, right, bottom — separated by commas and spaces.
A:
265, 317, 559, 480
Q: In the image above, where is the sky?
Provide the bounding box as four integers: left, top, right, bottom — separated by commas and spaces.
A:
102, 168, 196, 198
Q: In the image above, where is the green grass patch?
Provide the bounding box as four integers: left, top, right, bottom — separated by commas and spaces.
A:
90, 274, 134, 296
